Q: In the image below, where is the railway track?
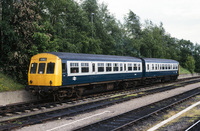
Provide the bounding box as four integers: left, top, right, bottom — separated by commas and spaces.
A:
74, 88, 200, 131
0, 77, 200, 130
0, 76, 199, 118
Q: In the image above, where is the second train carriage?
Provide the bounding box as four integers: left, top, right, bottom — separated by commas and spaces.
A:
142, 58, 179, 82
26, 52, 179, 100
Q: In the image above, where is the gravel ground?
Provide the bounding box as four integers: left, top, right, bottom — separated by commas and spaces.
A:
16, 82, 200, 131
125, 95, 200, 131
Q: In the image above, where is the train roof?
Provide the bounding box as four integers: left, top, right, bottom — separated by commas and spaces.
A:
142, 58, 179, 63
48, 52, 142, 62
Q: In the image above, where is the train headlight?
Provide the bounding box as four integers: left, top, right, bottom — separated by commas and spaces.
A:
30, 80, 33, 84
50, 81, 52, 85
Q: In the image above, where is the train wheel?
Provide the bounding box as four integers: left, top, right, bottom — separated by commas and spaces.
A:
66, 89, 73, 98
75, 88, 84, 98
123, 82, 129, 89
54, 92, 64, 101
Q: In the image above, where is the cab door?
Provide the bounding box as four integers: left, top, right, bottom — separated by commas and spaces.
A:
62, 62, 67, 85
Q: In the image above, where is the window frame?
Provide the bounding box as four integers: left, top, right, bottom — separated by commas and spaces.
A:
46, 62, 55, 74
30, 63, 38, 74
38, 63, 46, 74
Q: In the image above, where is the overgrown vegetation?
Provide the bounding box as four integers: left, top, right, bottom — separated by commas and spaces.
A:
0, 0, 199, 84
180, 66, 191, 75
0, 73, 24, 92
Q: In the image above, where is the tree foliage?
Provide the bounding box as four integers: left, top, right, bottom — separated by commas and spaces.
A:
1, 0, 200, 83
185, 55, 195, 73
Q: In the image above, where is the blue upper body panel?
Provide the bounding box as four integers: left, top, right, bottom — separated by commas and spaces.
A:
48, 52, 142, 62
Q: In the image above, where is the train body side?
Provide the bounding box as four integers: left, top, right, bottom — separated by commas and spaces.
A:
142, 58, 179, 80
61, 60, 143, 86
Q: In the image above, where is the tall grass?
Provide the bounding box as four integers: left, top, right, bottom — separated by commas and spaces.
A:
180, 66, 191, 74
0, 72, 24, 92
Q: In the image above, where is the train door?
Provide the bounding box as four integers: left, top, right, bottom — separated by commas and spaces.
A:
91, 62, 97, 74
91, 62, 97, 82
62, 62, 67, 85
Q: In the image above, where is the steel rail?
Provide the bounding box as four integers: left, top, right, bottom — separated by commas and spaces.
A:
74, 88, 200, 131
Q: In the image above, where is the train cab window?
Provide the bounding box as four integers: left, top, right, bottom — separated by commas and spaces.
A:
120, 63, 123, 71
138, 64, 141, 71
70, 63, 79, 73
98, 63, 104, 72
30, 63, 37, 74
47, 62, 55, 74
81, 63, 89, 73
133, 64, 137, 71
62, 63, 66, 73
113, 63, 119, 71
38, 63, 46, 74
128, 63, 132, 71
106, 63, 112, 72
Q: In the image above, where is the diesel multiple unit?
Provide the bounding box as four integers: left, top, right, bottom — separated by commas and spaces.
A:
26, 52, 179, 100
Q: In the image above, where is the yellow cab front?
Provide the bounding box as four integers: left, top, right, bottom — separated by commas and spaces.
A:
28, 53, 62, 87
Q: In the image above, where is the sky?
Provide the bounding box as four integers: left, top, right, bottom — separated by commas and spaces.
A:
98, 0, 200, 44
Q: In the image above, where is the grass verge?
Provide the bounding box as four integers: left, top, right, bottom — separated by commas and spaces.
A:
180, 66, 192, 74
0, 72, 24, 92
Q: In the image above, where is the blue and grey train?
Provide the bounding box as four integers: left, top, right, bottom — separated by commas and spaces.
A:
26, 52, 179, 100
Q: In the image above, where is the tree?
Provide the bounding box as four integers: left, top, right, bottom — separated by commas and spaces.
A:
123, 11, 142, 57
185, 55, 195, 73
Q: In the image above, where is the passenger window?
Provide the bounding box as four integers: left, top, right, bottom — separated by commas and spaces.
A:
124, 64, 126, 71
81, 63, 89, 73
38, 63, 46, 74
30, 63, 37, 74
133, 64, 137, 71
98, 63, 104, 72
113, 63, 119, 71
147, 64, 149, 70
128, 63, 132, 71
162, 64, 164, 70
152, 64, 154, 70
155, 64, 157, 70
106, 63, 112, 72
70, 63, 79, 73
92, 63, 95, 72
138, 64, 141, 71
173, 64, 175, 69
165, 64, 167, 69
120, 63, 123, 71
62, 63, 66, 73
47, 62, 55, 74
